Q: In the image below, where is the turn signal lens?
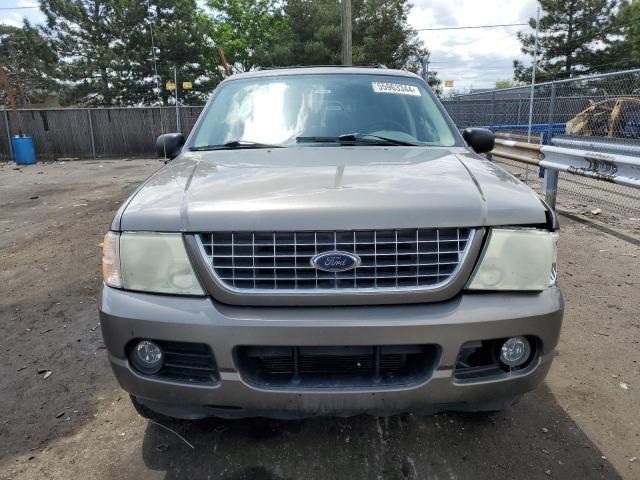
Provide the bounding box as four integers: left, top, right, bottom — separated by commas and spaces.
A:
102, 231, 122, 288
549, 232, 559, 287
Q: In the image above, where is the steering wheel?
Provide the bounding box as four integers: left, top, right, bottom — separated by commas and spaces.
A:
360, 119, 408, 134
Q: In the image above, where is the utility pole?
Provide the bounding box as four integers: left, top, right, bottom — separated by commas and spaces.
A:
526, 6, 540, 144
421, 54, 430, 82
341, 0, 352, 65
173, 66, 181, 132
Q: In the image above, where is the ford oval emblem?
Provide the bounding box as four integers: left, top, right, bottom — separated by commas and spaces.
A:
311, 251, 361, 272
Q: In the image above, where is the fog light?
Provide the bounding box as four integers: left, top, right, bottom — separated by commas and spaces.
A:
499, 336, 531, 367
131, 340, 164, 375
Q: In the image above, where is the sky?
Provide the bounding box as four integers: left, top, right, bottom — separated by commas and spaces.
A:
0, 0, 540, 92
409, 0, 540, 92
0, 1, 41, 27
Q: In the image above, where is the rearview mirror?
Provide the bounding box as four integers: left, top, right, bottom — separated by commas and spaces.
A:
156, 133, 185, 159
462, 128, 495, 154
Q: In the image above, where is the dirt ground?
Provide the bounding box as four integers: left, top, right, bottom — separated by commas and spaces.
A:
1, 159, 639, 480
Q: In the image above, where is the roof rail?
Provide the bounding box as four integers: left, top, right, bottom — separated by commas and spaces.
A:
256, 64, 389, 71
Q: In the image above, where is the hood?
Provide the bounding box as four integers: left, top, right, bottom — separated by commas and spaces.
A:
114, 147, 547, 232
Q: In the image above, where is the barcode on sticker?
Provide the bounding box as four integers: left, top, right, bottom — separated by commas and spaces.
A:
372, 82, 421, 96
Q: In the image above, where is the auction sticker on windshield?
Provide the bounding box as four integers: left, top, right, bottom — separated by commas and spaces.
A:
372, 82, 421, 96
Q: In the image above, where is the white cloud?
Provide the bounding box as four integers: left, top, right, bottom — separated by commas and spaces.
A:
0, 18, 22, 28
0, 1, 44, 27
409, 0, 539, 91
0, 10, 26, 28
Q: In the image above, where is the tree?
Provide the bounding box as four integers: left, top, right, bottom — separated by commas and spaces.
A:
604, 0, 640, 69
142, 1, 220, 105
426, 71, 442, 95
352, 0, 426, 71
280, 0, 341, 65
514, 0, 618, 82
279, 0, 429, 71
40, 0, 218, 106
0, 21, 57, 107
207, 0, 290, 72
495, 79, 514, 89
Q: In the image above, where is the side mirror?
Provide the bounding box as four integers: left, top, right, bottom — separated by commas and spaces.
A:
462, 128, 495, 154
156, 133, 185, 159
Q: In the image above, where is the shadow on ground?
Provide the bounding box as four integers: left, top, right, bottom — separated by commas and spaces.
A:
107, 385, 620, 480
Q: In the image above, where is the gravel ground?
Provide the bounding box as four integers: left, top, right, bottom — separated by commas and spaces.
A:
1, 159, 639, 480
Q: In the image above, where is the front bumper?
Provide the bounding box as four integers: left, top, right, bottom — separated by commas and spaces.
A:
99, 286, 563, 418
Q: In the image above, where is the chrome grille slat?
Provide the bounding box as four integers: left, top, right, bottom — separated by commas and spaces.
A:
197, 228, 475, 292
210, 262, 461, 269
294, 232, 298, 289
217, 275, 449, 281
206, 250, 465, 258
252, 232, 256, 289
199, 240, 462, 246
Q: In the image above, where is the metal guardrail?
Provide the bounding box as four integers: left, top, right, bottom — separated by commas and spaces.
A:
551, 135, 640, 157
490, 139, 640, 210
492, 139, 542, 166
541, 146, 640, 189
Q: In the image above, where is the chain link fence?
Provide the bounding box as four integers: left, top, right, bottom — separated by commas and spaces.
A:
442, 68, 640, 218
442, 68, 640, 147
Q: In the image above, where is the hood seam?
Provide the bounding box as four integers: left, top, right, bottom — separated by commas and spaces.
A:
455, 154, 488, 226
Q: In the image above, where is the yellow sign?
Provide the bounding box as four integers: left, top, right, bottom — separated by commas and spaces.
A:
182, 81, 193, 90
165, 81, 176, 90
444, 80, 454, 88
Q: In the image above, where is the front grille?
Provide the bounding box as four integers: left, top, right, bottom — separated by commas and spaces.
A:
197, 228, 475, 291
236, 345, 439, 388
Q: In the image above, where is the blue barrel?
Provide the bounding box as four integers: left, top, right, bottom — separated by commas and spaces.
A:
11, 136, 37, 165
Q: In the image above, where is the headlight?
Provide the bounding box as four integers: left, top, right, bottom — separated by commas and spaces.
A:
467, 228, 558, 291
101, 232, 204, 295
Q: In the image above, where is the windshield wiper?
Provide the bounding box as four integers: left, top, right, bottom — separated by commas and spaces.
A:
337, 133, 420, 146
296, 136, 339, 144
296, 134, 420, 146
190, 140, 284, 151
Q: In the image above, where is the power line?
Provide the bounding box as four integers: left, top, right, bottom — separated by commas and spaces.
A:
416, 23, 528, 32
0, 6, 40, 10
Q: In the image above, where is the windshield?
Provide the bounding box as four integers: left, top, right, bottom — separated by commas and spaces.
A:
190, 74, 459, 149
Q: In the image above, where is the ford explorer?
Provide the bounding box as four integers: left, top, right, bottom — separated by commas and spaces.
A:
99, 66, 563, 420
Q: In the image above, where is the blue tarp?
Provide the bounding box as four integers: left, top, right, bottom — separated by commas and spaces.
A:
475, 123, 566, 135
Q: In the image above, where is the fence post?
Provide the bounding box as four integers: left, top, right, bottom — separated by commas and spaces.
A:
537, 82, 557, 180
457, 96, 462, 126
4, 110, 13, 160
491, 91, 496, 128
546, 82, 556, 145
87, 109, 96, 159
543, 168, 559, 209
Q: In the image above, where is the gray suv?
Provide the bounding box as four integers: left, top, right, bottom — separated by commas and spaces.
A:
99, 67, 563, 420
